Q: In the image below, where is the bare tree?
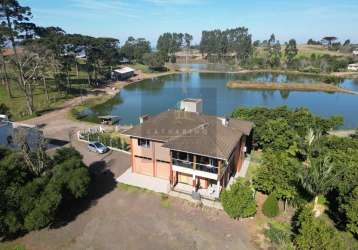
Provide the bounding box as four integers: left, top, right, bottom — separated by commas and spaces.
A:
13, 126, 49, 176
8, 46, 42, 115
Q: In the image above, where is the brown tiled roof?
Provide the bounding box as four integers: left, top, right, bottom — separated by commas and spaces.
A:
123, 110, 253, 160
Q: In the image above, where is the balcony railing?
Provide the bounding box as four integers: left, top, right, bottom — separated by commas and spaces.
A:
172, 158, 219, 174
172, 158, 193, 169
196, 163, 218, 174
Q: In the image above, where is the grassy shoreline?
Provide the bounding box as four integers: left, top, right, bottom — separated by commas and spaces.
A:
227, 80, 358, 95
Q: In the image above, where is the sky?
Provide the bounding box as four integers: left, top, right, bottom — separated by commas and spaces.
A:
21, 0, 358, 45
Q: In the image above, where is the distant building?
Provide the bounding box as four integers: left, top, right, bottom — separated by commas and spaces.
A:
119, 57, 130, 64
111, 67, 135, 80
0, 115, 43, 151
353, 49, 358, 56
348, 63, 358, 71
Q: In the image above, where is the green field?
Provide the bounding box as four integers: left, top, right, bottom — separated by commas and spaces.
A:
0, 70, 90, 121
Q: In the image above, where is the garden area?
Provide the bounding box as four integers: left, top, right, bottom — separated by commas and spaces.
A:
219, 106, 358, 249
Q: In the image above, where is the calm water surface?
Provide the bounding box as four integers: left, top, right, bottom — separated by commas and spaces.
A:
89, 72, 358, 128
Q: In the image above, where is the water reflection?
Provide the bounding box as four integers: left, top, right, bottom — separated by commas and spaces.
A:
85, 72, 358, 128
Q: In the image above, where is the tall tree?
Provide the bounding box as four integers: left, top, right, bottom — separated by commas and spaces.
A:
298, 156, 337, 217
266, 34, 282, 68
0, 26, 12, 97
120, 36, 150, 63
1, 0, 35, 114
285, 39, 298, 67
322, 36, 337, 47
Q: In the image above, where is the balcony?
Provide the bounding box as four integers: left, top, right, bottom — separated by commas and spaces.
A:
171, 158, 219, 180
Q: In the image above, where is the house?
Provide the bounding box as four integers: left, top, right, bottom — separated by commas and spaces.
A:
111, 67, 135, 81
0, 115, 43, 150
353, 49, 358, 56
348, 63, 358, 71
123, 99, 253, 200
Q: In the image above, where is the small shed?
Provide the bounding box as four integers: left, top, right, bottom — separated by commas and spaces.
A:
112, 67, 135, 80
348, 63, 358, 71
98, 115, 121, 125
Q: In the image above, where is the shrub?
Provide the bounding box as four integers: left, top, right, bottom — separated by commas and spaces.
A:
262, 193, 279, 217
294, 206, 354, 250
264, 221, 293, 249
221, 179, 256, 219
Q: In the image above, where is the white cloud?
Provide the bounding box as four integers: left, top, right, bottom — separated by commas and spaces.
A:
68, 0, 141, 18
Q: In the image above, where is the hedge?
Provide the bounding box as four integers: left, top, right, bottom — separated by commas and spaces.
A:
262, 193, 279, 218
81, 132, 129, 151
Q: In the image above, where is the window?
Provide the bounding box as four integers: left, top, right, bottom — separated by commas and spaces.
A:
138, 138, 150, 148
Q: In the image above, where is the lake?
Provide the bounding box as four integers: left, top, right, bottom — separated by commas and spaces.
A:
88, 71, 358, 128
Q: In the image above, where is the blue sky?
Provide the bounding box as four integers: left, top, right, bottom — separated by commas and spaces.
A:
21, 0, 358, 45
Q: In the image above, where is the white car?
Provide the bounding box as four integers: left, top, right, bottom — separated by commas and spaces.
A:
88, 142, 109, 154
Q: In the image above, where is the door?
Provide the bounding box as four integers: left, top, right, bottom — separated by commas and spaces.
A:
178, 173, 192, 185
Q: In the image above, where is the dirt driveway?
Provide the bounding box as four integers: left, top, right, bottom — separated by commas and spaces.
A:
14, 170, 258, 250
9, 93, 259, 250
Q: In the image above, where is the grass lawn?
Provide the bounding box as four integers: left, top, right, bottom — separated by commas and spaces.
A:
0, 243, 26, 250
130, 63, 152, 73
0, 71, 92, 121
246, 150, 263, 181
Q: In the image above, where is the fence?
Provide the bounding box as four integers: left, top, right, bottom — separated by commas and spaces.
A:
77, 128, 130, 154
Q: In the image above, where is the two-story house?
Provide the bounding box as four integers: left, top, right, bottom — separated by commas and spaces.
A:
123, 99, 253, 199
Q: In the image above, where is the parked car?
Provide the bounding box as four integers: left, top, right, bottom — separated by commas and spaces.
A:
88, 142, 109, 154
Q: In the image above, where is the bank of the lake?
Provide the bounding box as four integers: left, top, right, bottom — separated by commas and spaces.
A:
227, 81, 358, 95
79, 71, 358, 129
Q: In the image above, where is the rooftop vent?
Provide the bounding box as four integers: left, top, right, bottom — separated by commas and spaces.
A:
218, 117, 229, 127
139, 114, 150, 124
180, 98, 203, 113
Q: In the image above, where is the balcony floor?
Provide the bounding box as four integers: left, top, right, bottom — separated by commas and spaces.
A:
173, 182, 220, 200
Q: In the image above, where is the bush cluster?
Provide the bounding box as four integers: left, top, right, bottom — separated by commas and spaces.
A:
262, 193, 279, 218
221, 179, 256, 219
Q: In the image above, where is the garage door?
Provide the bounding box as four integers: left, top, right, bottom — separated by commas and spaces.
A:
178, 173, 192, 185
134, 157, 153, 176
155, 161, 170, 180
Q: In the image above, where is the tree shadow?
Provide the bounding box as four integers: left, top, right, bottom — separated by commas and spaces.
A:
51, 159, 117, 229
47, 138, 70, 149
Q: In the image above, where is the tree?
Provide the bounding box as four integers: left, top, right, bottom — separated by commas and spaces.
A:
221, 179, 256, 219
1, 0, 35, 113
343, 187, 358, 236
0, 26, 12, 97
199, 27, 253, 64
294, 206, 350, 250
253, 151, 300, 204
285, 39, 298, 67
184, 33, 193, 64
260, 118, 299, 151
298, 156, 337, 217
120, 36, 151, 63
343, 39, 351, 46
322, 36, 338, 47
266, 34, 282, 68
231, 106, 343, 149
157, 32, 185, 61
143, 52, 165, 71
307, 39, 321, 45
0, 147, 91, 237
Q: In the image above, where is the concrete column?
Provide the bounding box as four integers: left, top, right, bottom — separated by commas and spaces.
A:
216, 179, 221, 196
218, 160, 222, 177
192, 174, 196, 191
